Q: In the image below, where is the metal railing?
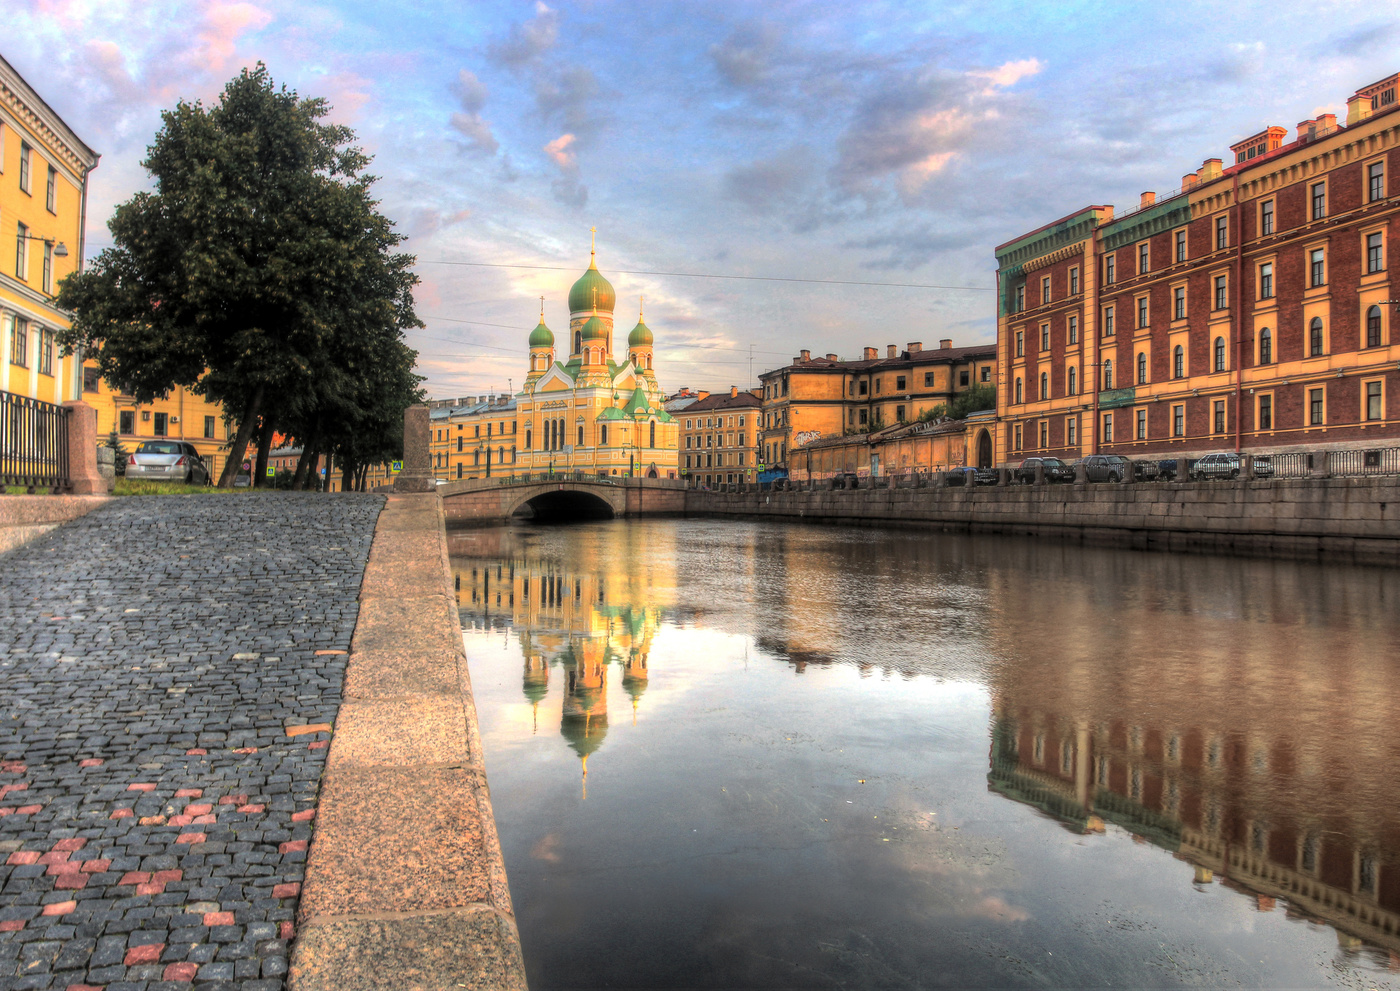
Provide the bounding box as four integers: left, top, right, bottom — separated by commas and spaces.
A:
0, 390, 69, 490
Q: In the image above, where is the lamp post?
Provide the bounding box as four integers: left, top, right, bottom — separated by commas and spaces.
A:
16, 233, 68, 257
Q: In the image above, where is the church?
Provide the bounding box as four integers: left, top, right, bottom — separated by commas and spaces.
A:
428, 247, 680, 480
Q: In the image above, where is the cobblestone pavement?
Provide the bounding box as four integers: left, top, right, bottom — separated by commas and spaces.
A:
0, 494, 383, 991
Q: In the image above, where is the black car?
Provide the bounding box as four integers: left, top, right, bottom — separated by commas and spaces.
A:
832, 472, 860, 489
945, 466, 999, 486
1013, 457, 1075, 484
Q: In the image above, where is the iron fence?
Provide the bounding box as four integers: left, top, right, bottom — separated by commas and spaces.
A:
0, 390, 69, 490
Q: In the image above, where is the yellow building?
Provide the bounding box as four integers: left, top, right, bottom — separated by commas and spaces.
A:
678, 386, 761, 486
430, 249, 680, 480
1, 53, 99, 404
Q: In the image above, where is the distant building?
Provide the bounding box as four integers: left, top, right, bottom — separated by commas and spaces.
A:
678, 386, 761, 486
995, 69, 1400, 466
1, 53, 99, 405
757, 340, 996, 473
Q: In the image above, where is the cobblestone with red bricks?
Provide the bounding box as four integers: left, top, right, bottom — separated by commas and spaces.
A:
0, 494, 382, 991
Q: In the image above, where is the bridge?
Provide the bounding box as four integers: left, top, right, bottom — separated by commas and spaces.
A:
440, 472, 689, 525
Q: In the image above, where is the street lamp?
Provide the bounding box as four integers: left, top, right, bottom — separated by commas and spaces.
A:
17, 233, 68, 257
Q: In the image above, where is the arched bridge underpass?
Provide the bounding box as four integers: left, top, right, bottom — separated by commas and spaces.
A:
440, 474, 688, 526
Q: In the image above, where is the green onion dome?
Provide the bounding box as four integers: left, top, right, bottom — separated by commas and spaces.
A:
627, 320, 653, 347
568, 257, 616, 313
580, 312, 608, 342
529, 319, 554, 348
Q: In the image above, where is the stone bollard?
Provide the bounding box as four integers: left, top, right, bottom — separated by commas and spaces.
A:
997, 467, 1010, 486
96, 446, 116, 493
1242, 454, 1254, 480
393, 404, 437, 492
1177, 458, 1191, 482
1034, 463, 1045, 485
1309, 451, 1332, 479
1074, 462, 1088, 485
62, 401, 105, 495
1121, 460, 1134, 485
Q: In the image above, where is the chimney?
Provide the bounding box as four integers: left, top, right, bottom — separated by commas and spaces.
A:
863, 347, 878, 360
800, 349, 811, 362
730, 385, 738, 398
1199, 158, 1222, 181
826, 353, 838, 360
886, 344, 897, 358
940, 338, 953, 350
1182, 173, 1198, 190
1317, 113, 1337, 133
1297, 118, 1315, 142
1139, 191, 1155, 209
907, 341, 922, 353
1348, 94, 1373, 126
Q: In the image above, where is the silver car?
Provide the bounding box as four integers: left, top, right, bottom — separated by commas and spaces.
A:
125, 440, 211, 484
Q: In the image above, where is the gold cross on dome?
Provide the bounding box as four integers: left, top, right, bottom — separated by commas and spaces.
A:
590, 226, 596, 257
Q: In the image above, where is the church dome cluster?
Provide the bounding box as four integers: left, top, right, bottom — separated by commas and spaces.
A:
568, 258, 616, 313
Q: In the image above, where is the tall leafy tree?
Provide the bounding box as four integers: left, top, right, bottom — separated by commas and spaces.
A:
57, 64, 422, 486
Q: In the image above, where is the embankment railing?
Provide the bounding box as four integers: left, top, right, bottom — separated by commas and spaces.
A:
0, 389, 69, 491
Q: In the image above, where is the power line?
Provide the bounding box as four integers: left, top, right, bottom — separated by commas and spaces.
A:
417, 315, 793, 356
416, 258, 995, 292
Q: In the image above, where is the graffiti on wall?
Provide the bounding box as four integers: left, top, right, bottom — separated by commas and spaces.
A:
793, 430, 823, 448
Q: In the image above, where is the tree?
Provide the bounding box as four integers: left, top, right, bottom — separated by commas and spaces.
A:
56, 65, 422, 487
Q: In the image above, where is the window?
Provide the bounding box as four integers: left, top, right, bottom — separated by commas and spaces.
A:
18, 143, 31, 194
1014, 423, 1023, 451
1309, 388, 1325, 425
1066, 416, 1077, 445
1068, 366, 1078, 395
1136, 408, 1147, 440
1367, 232, 1384, 273
1367, 305, 1383, 348
1035, 324, 1047, 351
1103, 306, 1115, 336
981, 366, 991, 382
204, 415, 216, 439
1068, 315, 1079, 344
1366, 380, 1384, 421
38, 329, 52, 375
959, 370, 969, 387
1214, 336, 1226, 372
1174, 286, 1186, 319
1102, 412, 1113, 443
1173, 345, 1184, 379
1014, 285, 1025, 312
1015, 330, 1024, 357
600, 424, 608, 445
456, 463, 463, 479
923, 372, 936, 387
15, 222, 27, 279
46, 165, 56, 214
1039, 372, 1047, 399
1369, 161, 1385, 202
1260, 199, 1274, 236
1137, 296, 1148, 328
1311, 182, 1326, 220
894, 375, 906, 391
1138, 242, 1149, 274
1105, 255, 1115, 284
1214, 275, 1228, 309
1102, 359, 1113, 390
1038, 421, 1048, 448
1041, 276, 1051, 303
83, 365, 98, 392
1310, 317, 1324, 356
1256, 262, 1272, 299
117, 410, 135, 435
153, 412, 168, 436
1215, 215, 1228, 250
1069, 267, 1080, 294
1213, 400, 1226, 434
1173, 404, 1185, 437
1309, 248, 1325, 286
10, 318, 27, 366
896, 404, 906, 422
41, 242, 53, 294
1136, 352, 1147, 385
1259, 394, 1272, 430
1175, 229, 1187, 263
1259, 327, 1272, 365
1015, 377, 1023, 403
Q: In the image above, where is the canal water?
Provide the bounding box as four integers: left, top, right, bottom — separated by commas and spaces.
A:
450, 519, 1400, 990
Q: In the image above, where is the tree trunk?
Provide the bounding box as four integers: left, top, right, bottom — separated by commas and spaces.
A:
340, 459, 356, 495
357, 464, 368, 492
322, 452, 333, 493
253, 419, 275, 488
217, 385, 264, 488
292, 440, 317, 490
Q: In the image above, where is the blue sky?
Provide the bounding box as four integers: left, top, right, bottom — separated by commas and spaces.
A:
10, 0, 1400, 398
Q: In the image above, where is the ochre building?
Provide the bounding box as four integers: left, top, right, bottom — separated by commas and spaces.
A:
995, 70, 1400, 466
679, 386, 761, 487
429, 251, 679, 480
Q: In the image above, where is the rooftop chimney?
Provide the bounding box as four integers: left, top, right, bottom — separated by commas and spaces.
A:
1199, 158, 1223, 182
730, 385, 738, 398
800, 349, 811, 362
1139, 191, 1155, 209
1182, 173, 1198, 190
886, 344, 897, 358
1348, 94, 1372, 126
826, 353, 838, 360
863, 347, 878, 360
907, 341, 922, 353
940, 338, 953, 350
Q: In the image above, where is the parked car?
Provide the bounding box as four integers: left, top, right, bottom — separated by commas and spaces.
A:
125, 441, 211, 484
832, 472, 860, 489
1133, 460, 1160, 482
1190, 453, 1244, 480
1155, 459, 1179, 481
1250, 455, 1276, 478
945, 466, 999, 486
1013, 457, 1075, 484
1079, 454, 1132, 483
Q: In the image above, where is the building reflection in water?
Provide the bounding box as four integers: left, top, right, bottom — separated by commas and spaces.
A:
450, 526, 672, 797
986, 575, 1400, 969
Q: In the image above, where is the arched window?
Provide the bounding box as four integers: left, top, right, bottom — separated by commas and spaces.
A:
1015, 377, 1023, 403
1039, 372, 1048, 399
1173, 345, 1184, 379
1137, 352, 1147, 385
1068, 366, 1077, 395
574, 331, 581, 353
511, 446, 517, 463
499, 445, 505, 462
1310, 317, 1324, 356
1214, 336, 1226, 372
600, 424, 608, 445
650, 422, 656, 448
1260, 327, 1272, 365
473, 451, 480, 466
1102, 360, 1112, 391
525, 429, 532, 449
576, 426, 583, 447
1367, 305, 1383, 348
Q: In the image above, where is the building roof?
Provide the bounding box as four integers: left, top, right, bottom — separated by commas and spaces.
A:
759, 343, 995, 379
568, 256, 616, 313
681, 391, 761, 413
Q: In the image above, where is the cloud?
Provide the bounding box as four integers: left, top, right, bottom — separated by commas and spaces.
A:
543, 133, 577, 170
533, 65, 603, 139
709, 24, 781, 90
543, 133, 587, 207
488, 1, 559, 68
195, 1, 273, 76
450, 69, 498, 154
321, 71, 372, 124
1324, 21, 1400, 56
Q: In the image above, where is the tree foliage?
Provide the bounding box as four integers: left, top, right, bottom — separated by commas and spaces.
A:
57, 64, 423, 487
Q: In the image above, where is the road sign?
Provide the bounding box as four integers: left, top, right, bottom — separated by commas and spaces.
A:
391, 461, 403, 472
266, 467, 274, 477
320, 468, 326, 475
242, 461, 251, 471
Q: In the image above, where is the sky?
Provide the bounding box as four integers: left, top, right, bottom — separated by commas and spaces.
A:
9, 0, 1400, 399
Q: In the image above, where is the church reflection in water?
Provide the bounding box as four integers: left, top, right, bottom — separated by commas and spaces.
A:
450, 526, 673, 796
987, 629, 1400, 967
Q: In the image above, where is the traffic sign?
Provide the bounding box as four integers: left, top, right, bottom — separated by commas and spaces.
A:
242, 461, 251, 471
265, 467, 274, 477
391, 461, 403, 472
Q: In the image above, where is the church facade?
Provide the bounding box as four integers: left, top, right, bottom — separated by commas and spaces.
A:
428, 250, 680, 480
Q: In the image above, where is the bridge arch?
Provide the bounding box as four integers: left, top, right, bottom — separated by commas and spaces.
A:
501, 483, 626, 523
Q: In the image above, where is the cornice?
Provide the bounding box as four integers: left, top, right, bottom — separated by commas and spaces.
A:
1023, 240, 1087, 274
0, 54, 99, 179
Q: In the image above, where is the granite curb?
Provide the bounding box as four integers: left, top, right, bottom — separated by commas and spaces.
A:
289, 493, 526, 991
0, 495, 112, 558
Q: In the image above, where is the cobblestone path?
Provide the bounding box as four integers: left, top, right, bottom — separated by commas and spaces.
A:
0, 494, 383, 991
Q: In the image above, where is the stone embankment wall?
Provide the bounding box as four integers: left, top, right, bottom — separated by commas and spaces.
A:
685, 477, 1400, 564
0, 495, 111, 557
